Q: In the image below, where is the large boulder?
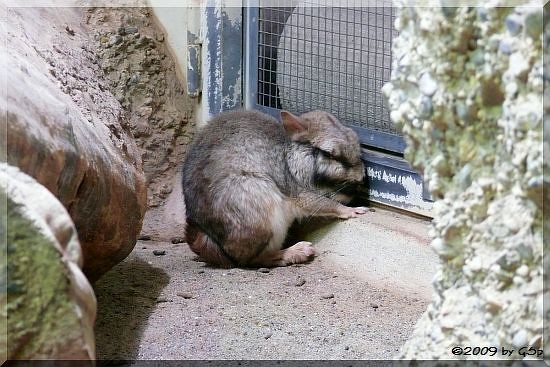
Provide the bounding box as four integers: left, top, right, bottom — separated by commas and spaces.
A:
2, 163, 96, 360
4, 7, 147, 280
383, 2, 544, 359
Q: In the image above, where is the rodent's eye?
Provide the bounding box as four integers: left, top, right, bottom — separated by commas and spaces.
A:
319, 149, 334, 160
318, 148, 354, 168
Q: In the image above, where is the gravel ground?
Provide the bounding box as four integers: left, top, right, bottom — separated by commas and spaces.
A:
94, 239, 428, 360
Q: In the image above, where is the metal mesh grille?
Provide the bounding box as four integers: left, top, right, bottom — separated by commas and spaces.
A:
257, 1, 398, 135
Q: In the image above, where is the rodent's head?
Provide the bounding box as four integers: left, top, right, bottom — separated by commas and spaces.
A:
281, 110, 365, 189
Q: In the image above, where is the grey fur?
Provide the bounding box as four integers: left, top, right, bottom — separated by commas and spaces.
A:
182, 109, 367, 267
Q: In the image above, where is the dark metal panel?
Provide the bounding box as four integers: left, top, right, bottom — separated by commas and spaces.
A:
221, 7, 243, 111
243, 5, 260, 110
351, 126, 406, 154
187, 44, 201, 97
362, 149, 433, 216
204, 2, 243, 117
205, 4, 222, 116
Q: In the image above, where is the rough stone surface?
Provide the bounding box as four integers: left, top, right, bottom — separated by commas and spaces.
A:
86, 7, 195, 240
2, 164, 96, 360
383, 2, 544, 359
5, 7, 147, 280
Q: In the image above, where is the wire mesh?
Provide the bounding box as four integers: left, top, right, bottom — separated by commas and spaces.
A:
257, 0, 398, 135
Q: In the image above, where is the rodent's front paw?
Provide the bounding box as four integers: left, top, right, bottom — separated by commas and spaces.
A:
338, 206, 369, 219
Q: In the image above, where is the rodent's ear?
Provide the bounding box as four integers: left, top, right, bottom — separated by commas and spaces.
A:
281, 111, 308, 141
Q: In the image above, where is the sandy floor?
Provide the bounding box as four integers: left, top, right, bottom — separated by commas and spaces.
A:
94, 237, 428, 360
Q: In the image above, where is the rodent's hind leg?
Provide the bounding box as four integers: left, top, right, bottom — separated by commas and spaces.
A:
186, 220, 234, 268
248, 241, 317, 267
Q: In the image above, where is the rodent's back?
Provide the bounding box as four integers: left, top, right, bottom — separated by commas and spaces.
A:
182, 110, 290, 219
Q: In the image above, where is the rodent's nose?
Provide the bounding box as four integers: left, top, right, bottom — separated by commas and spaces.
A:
351, 165, 365, 184
355, 166, 366, 183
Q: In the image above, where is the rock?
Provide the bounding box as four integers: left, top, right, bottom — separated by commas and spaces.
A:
293, 277, 306, 287
418, 73, 438, 96
480, 78, 504, 106
512, 329, 528, 348
65, 24, 75, 36
125, 26, 139, 34
476, 7, 488, 22
177, 292, 194, 299
170, 236, 185, 244
263, 331, 273, 340
321, 293, 335, 299
418, 96, 433, 119
508, 52, 530, 80
499, 39, 513, 55
257, 267, 271, 273
3, 164, 96, 359
109, 35, 123, 46
153, 250, 166, 256
138, 234, 152, 241
524, 9, 542, 39
6, 7, 147, 281
505, 14, 523, 35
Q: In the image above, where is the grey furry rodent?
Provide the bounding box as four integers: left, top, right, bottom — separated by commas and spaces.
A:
182, 109, 368, 268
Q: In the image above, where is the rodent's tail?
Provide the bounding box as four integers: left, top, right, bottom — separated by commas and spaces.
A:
185, 219, 234, 268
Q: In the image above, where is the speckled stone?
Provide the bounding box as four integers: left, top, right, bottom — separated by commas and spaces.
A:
384, 2, 545, 359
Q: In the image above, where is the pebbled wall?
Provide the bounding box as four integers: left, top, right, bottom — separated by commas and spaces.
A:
382, 1, 545, 359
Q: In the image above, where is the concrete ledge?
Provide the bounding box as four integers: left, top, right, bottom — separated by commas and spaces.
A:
302, 207, 439, 301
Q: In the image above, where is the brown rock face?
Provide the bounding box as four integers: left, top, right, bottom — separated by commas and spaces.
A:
86, 7, 195, 241
4, 7, 147, 280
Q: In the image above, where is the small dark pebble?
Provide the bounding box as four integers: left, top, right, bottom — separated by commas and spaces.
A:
125, 26, 139, 34
369, 208, 376, 212
257, 268, 270, 273
197, 269, 205, 274
371, 303, 379, 309
65, 25, 75, 36
142, 246, 147, 249
177, 292, 194, 299
344, 346, 350, 351
153, 250, 166, 256
321, 293, 335, 299
171, 237, 185, 244
138, 234, 151, 241
294, 277, 306, 287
